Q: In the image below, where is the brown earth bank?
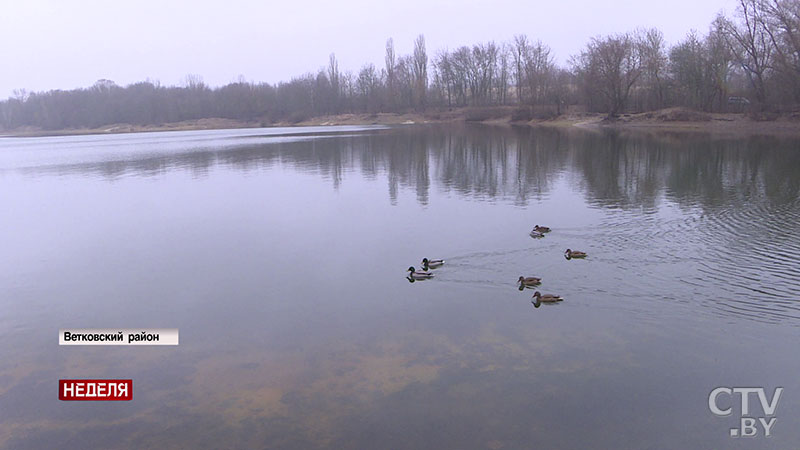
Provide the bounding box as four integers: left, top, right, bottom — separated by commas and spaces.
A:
2, 107, 800, 137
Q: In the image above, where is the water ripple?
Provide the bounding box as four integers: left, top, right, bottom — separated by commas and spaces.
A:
594, 196, 800, 324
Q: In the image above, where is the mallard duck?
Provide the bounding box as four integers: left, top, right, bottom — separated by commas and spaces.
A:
407, 266, 434, 279
533, 225, 551, 233
531, 291, 563, 307
532, 291, 562, 302
564, 249, 587, 259
518, 276, 542, 287
421, 258, 445, 269
530, 230, 545, 238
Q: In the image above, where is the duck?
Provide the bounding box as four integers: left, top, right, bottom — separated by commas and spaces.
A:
529, 230, 545, 238
421, 258, 445, 269
564, 249, 587, 259
518, 276, 542, 287
407, 266, 434, 279
533, 225, 551, 233
531, 291, 563, 307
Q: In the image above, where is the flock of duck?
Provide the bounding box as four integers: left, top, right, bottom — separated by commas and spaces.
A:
406, 225, 588, 308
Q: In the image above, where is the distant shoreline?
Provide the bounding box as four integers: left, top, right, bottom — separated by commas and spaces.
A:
3, 107, 800, 138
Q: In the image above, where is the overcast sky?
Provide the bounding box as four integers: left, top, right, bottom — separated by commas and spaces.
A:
0, 0, 739, 99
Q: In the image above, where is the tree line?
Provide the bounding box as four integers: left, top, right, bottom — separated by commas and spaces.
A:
2, 0, 799, 131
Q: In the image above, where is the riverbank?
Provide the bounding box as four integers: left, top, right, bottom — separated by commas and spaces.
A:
1, 118, 264, 137
576, 107, 800, 136
3, 107, 799, 137
295, 107, 800, 137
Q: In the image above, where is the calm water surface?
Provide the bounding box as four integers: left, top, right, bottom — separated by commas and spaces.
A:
1, 125, 799, 449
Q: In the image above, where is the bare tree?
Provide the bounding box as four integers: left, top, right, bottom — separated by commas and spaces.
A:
183, 74, 206, 90
356, 64, 380, 112
575, 33, 643, 115
413, 35, 428, 110
395, 55, 414, 109
450, 46, 472, 105
341, 71, 356, 113
467, 42, 499, 104
549, 69, 573, 115
512, 35, 530, 102
718, 0, 775, 106
328, 53, 341, 112
524, 40, 555, 106
385, 38, 397, 111
432, 51, 447, 106
707, 23, 735, 110
759, 0, 800, 101
497, 44, 511, 105
638, 28, 668, 110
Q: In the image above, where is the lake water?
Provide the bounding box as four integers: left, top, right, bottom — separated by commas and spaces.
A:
1, 125, 799, 449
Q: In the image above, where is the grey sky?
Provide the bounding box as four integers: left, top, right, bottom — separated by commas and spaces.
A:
0, 0, 738, 99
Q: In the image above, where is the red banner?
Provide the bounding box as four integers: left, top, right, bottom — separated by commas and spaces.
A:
59, 379, 133, 401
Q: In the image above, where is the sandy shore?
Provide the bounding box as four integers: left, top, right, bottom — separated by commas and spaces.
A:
3, 107, 799, 138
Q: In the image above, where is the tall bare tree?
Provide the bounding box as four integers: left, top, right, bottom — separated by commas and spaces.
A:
512, 35, 530, 102
718, 0, 775, 106
497, 44, 511, 105
356, 64, 380, 112
638, 28, 669, 110
413, 35, 428, 110
575, 33, 643, 115
524, 40, 555, 106
433, 50, 454, 106
385, 38, 397, 111
328, 53, 341, 112
759, 0, 800, 101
